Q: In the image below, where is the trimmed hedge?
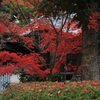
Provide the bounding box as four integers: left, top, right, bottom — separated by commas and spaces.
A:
1, 81, 100, 100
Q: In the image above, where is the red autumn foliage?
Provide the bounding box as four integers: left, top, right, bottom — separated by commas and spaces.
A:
0, 51, 46, 77
88, 12, 100, 30
0, 16, 82, 77
0, 1, 100, 78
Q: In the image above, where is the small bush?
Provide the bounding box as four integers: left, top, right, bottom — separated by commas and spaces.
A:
1, 81, 100, 100
18, 72, 65, 82
47, 72, 65, 82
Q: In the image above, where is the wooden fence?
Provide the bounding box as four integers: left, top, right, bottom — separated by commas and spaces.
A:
60, 72, 81, 81
0, 74, 10, 91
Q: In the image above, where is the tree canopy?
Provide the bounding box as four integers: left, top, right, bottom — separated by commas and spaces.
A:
0, 0, 100, 81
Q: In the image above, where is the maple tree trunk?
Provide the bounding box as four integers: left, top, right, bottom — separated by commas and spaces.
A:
82, 0, 100, 80
82, 29, 100, 80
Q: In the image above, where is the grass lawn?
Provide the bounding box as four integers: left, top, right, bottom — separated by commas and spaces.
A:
1, 81, 100, 100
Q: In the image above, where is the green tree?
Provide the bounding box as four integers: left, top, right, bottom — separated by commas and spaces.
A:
1, 0, 34, 26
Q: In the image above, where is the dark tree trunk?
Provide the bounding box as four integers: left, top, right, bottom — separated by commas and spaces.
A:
82, 0, 100, 80
71, 53, 81, 81
82, 29, 100, 80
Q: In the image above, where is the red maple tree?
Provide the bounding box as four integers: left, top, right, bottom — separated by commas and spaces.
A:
0, 15, 82, 78
1, 0, 99, 80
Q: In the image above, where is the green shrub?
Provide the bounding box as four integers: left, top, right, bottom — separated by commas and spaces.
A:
18, 72, 65, 82
16, 70, 42, 83
47, 72, 65, 82
1, 81, 100, 100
